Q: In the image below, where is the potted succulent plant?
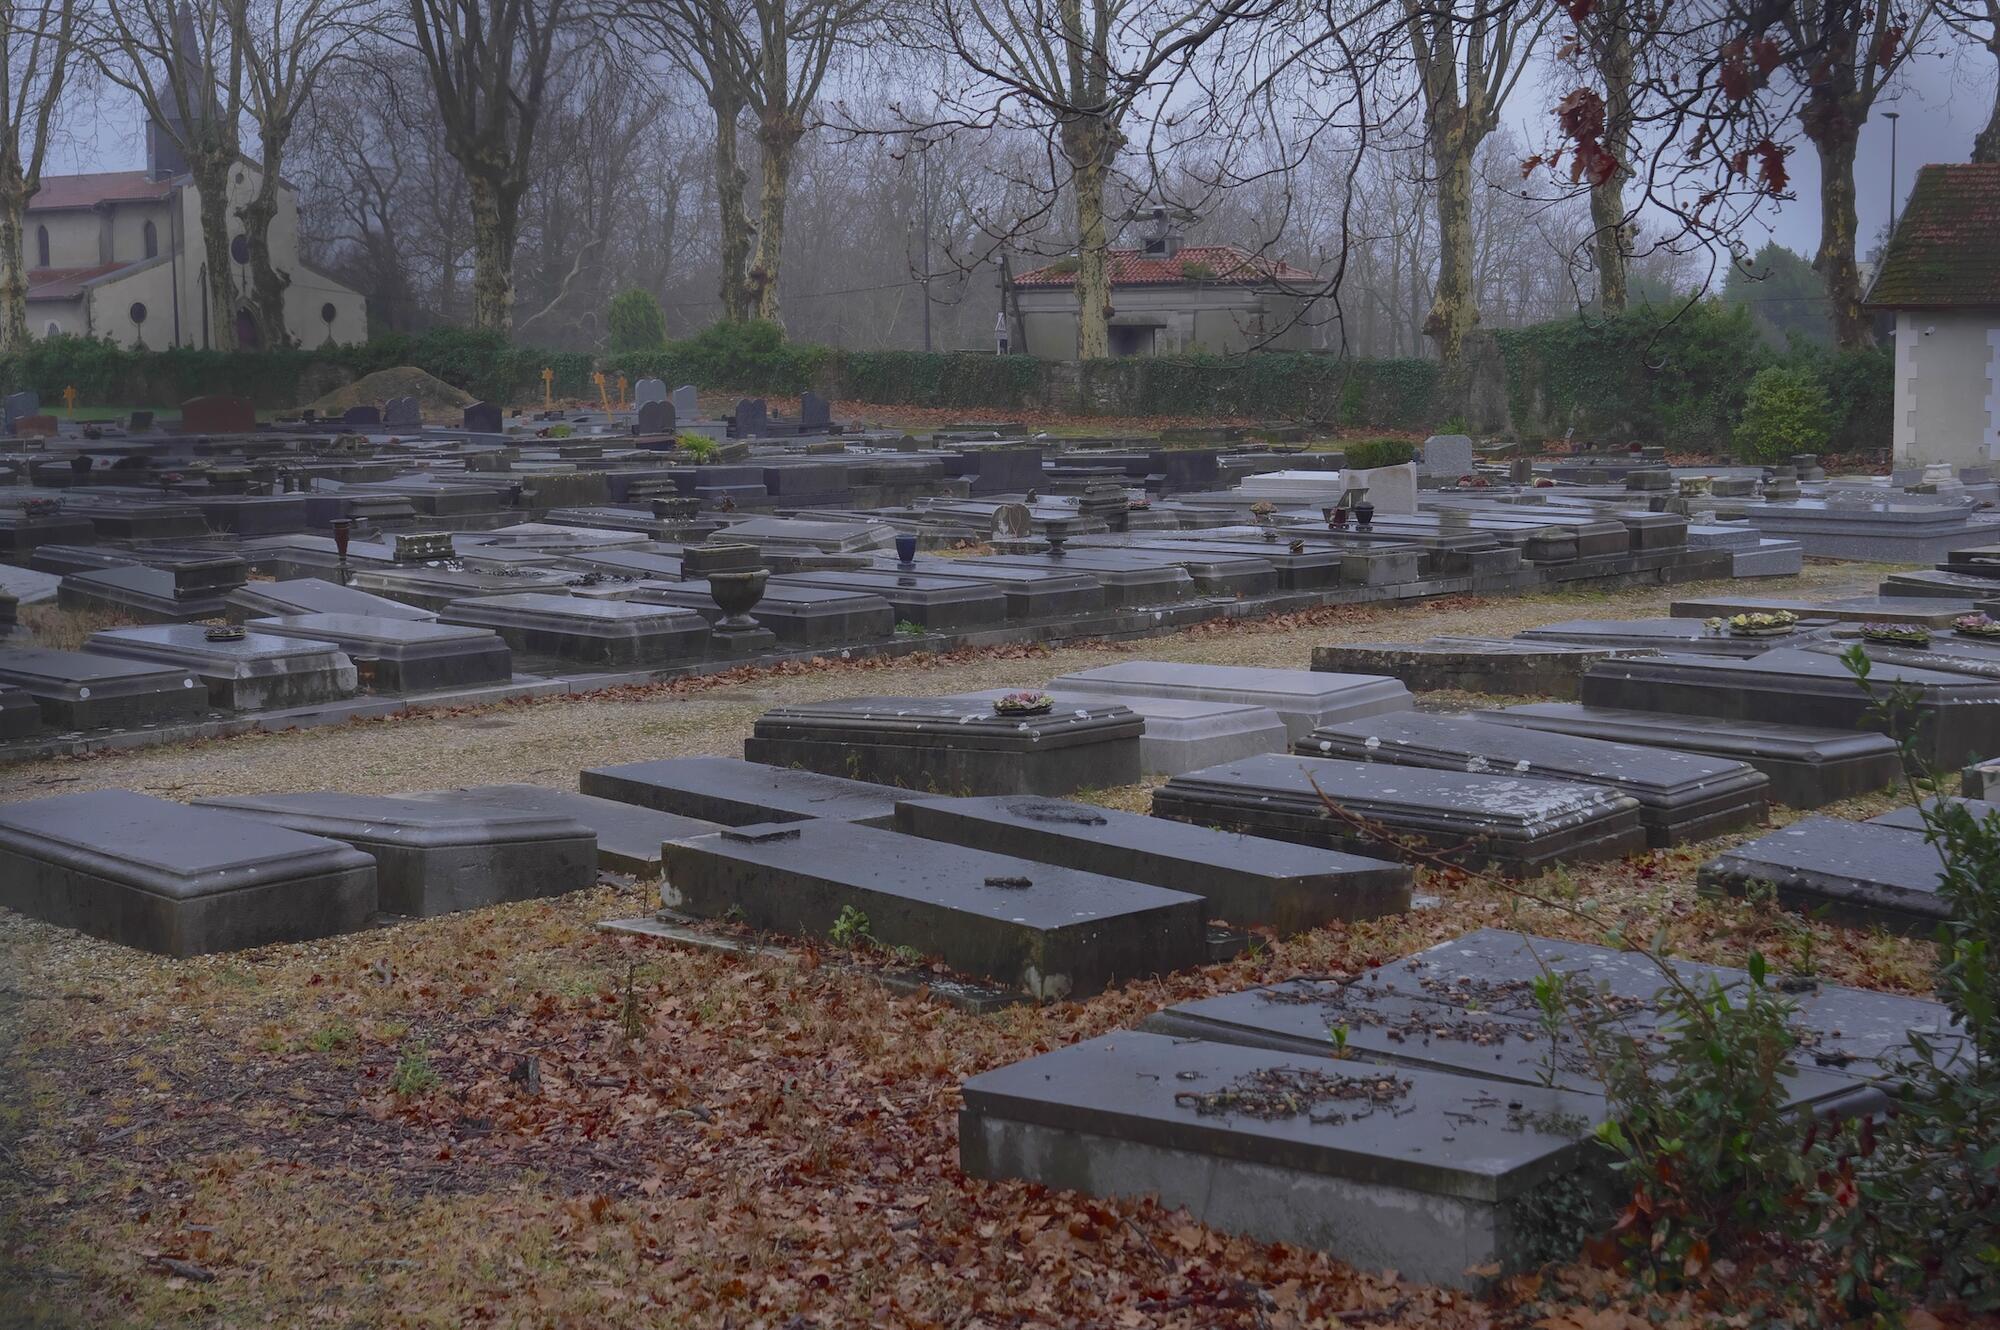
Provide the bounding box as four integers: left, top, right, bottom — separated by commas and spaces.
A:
1860, 622, 1932, 647
1727, 610, 1799, 638
1954, 612, 2000, 639
991, 691, 1055, 717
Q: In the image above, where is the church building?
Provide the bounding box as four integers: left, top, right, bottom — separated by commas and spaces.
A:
19, 112, 366, 350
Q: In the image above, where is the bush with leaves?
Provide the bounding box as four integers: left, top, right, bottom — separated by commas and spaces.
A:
1341, 438, 1417, 470
606, 289, 667, 353
1735, 364, 1831, 462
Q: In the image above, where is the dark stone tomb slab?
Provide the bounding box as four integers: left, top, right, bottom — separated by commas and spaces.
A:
893, 795, 1409, 932
799, 390, 831, 431
1670, 594, 1976, 628
1476, 703, 1903, 808
0, 790, 376, 956
1579, 648, 2000, 768
0, 684, 42, 738
348, 565, 581, 614
867, 557, 1107, 620
87, 624, 356, 711
1515, 617, 1797, 658
733, 397, 768, 437
463, 401, 502, 433
420, 783, 719, 875
1298, 712, 1769, 847
58, 565, 230, 623
634, 398, 672, 437
581, 755, 906, 827
196, 792, 596, 917
180, 395, 256, 435
661, 819, 1205, 998
438, 592, 708, 666
976, 550, 1195, 607
342, 405, 381, 428
1866, 795, 2000, 833
771, 571, 1005, 632
958, 1030, 1609, 1287
629, 580, 894, 646
1051, 661, 1412, 743
246, 614, 512, 693
1153, 753, 1646, 878
745, 695, 1143, 796
226, 578, 438, 623
0, 647, 208, 729
1697, 817, 1949, 932
1310, 638, 1624, 698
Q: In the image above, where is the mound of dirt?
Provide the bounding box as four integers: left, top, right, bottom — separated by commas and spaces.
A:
307, 367, 476, 419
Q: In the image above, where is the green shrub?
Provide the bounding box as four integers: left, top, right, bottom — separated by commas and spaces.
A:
607, 289, 667, 353
1341, 438, 1416, 469
1734, 365, 1831, 462
679, 433, 717, 462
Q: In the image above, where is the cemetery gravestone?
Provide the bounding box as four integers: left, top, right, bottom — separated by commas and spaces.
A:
633, 398, 672, 436
3, 390, 39, 432
383, 396, 422, 429
672, 384, 699, 419
1697, 817, 1949, 933
633, 378, 667, 408
342, 405, 381, 428
0, 647, 210, 729
1420, 434, 1476, 478
463, 401, 502, 433
1049, 661, 1412, 742
734, 398, 768, 438
799, 391, 831, 431
180, 395, 256, 434
419, 784, 720, 876
86, 624, 358, 711
581, 755, 905, 827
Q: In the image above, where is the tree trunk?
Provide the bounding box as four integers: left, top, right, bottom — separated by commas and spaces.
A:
0, 176, 30, 352
189, 155, 240, 351
1977, 45, 2000, 164
1809, 118, 1871, 349
1590, 171, 1629, 313
1426, 119, 1479, 368
237, 146, 292, 347
1590, 0, 1635, 312
751, 123, 798, 326
1065, 118, 1115, 361
467, 174, 519, 335
712, 91, 752, 322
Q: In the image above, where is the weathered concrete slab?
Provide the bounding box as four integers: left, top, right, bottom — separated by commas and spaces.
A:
959, 1030, 1609, 1288
417, 783, 720, 875
1050, 661, 1411, 742
661, 818, 1206, 998
86, 625, 357, 711
1298, 712, 1769, 846
1153, 753, 1646, 877
1697, 817, 1950, 932
0, 647, 209, 729
745, 696, 1144, 796
948, 689, 1288, 775
195, 791, 596, 917
893, 794, 1409, 933
1865, 795, 2000, 833
1311, 638, 1626, 698
225, 577, 439, 623
1515, 617, 1808, 658
1476, 702, 1903, 809
438, 592, 710, 666
246, 614, 513, 693
1669, 594, 1978, 628
580, 755, 904, 827
0, 790, 376, 956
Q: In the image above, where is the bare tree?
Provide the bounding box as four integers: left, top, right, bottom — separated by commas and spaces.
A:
405, 0, 569, 333
97, 0, 247, 350
0, 0, 81, 350
1942, 0, 2000, 160
234, 0, 377, 345
1567, 0, 1666, 311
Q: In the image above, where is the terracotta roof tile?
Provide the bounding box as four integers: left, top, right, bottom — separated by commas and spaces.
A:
1013, 243, 1317, 288
1867, 164, 2000, 308
28, 171, 176, 212
27, 264, 127, 301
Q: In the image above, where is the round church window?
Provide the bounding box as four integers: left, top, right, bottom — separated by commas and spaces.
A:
130, 302, 148, 326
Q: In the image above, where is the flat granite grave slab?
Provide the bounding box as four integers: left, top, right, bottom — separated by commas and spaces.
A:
627, 579, 895, 647
195, 792, 596, 917
417, 784, 719, 875
1696, 817, 1949, 932
1153, 753, 1646, 877
744, 696, 1144, 796
438, 592, 709, 666
86, 625, 357, 711
58, 565, 230, 623
246, 614, 513, 693
662, 819, 1205, 997
947, 689, 1287, 775
580, 755, 904, 827
975, 550, 1196, 606
1049, 661, 1411, 742
1297, 712, 1769, 847
1515, 617, 1805, 658
0, 647, 209, 730
1310, 638, 1628, 698
0, 790, 376, 956
895, 793, 1409, 931
0, 684, 40, 739
1579, 648, 2000, 768
1476, 703, 1903, 808
1866, 795, 2000, 833
958, 1030, 1609, 1288
1669, 594, 1977, 628
225, 580, 438, 624
774, 570, 1007, 632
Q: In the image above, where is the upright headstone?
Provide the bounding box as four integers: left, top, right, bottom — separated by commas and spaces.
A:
672, 384, 699, 419
3, 390, 39, 433
341, 404, 381, 429
127, 409, 155, 432
734, 397, 768, 438
633, 398, 673, 436
633, 378, 668, 409
382, 396, 421, 429
1419, 433, 1476, 478
463, 401, 502, 433
991, 503, 1033, 539
180, 395, 257, 434
799, 390, 831, 431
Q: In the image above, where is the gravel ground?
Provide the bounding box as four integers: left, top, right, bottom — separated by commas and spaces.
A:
0, 562, 1888, 806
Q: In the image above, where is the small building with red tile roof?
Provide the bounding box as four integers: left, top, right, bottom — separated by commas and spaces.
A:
18, 135, 366, 350
1865, 163, 2000, 469
1008, 212, 1320, 358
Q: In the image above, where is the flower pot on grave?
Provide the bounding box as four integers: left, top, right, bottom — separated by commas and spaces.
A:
708, 568, 769, 631
894, 532, 919, 566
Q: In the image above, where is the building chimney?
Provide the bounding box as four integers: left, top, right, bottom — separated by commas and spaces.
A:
1142, 206, 1181, 259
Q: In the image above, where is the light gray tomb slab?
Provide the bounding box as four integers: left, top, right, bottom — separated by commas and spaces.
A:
194, 791, 596, 917
1048, 661, 1412, 742
86, 625, 357, 711
1297, 712, 1769, 847
1696, 817, 1950, 933
958, 1030, 1610, 1289
0, 647, 209, 730
661, 818, 1206, 998
1152, 752, 1647, 878
947, 688, 1288, 775
246, 614, 513, 693
417, 783, 720, 875
580, 755, 904, 827
0, 789, 377, 956
892, 794, 1409, 932
744, 695, 1144, 796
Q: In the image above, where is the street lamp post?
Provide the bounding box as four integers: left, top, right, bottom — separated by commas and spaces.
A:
1885, 111, 1902, 236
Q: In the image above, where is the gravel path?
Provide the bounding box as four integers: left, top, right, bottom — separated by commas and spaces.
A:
0, 563, 1887, 805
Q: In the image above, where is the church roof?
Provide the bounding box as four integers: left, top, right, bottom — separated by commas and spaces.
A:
27, 264, 128, 301
1867, 164, 2000, 309
1012, 243, 1318, 289
29, 171, 178, 212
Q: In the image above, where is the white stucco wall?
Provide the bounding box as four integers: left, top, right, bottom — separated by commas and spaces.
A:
1016, 285, 1310, 359
1891, 309, 2000, 470
83, 261, 179, 348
